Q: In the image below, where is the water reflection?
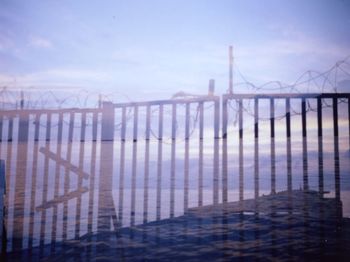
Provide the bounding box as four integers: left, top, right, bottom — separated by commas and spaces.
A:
6, 190, 349, 261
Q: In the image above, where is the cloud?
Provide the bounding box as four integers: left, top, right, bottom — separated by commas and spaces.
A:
338, 79, 350, 92
29, 36, 53, 49
0, 73, 15, 84
231, 31, 350, 87
0, 69, 114, 99
239, 28, 350, 64
0, 68, 116, 89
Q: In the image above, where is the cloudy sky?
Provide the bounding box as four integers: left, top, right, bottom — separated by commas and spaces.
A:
1, 0, 350, 100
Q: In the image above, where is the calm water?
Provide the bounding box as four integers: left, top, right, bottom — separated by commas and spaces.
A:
4, 190, 350, 261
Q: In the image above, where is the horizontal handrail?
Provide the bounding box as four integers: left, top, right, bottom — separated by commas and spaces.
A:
113, 95, 220, 108
224, 93, 350, 100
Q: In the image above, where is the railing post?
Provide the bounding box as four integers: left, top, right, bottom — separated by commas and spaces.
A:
130, 106, 138, 226
118, 107, 126, 226
12, 111, 29, 250
88, 111, 98, 234
39, 113, 52, 247
286, 98, 292, 193
98, 101, 116, 232
348, 98, 350, 150
28, 114, 40, 248
317, 98, 324, 196
0, 115, 2, 144
222, 97, 228, 203
209, 79, 215, 96
301, 98, 309, 191
101, 102, 115, 142
170, 103, 177, 216
75, 112, 87, 238
184, 103, 190, 211
213, 96, 220, 205
157, 104, 164, 219
238, 99, 244, 201
254, 98, 259, 200
270, 98, 276, 194
7, 118, 13, 142
333, 98, 340, 202
0, 160, 6, 253
51, 113, 63, 247
198, 102, 204, 206
20, 90, 24, 110
62, 112, 75, 240
143, 105, 151, 223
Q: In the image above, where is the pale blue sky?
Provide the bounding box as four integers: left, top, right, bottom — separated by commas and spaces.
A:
1, 0, 350, 100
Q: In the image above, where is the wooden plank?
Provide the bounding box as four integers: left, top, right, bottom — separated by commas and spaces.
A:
39, 147, 89, 179
36, 187, 89, 211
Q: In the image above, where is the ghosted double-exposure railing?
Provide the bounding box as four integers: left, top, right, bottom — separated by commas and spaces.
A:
0, 91, 349, 254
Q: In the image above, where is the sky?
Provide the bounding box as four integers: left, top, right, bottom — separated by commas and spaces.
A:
1, 0, 350, 101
